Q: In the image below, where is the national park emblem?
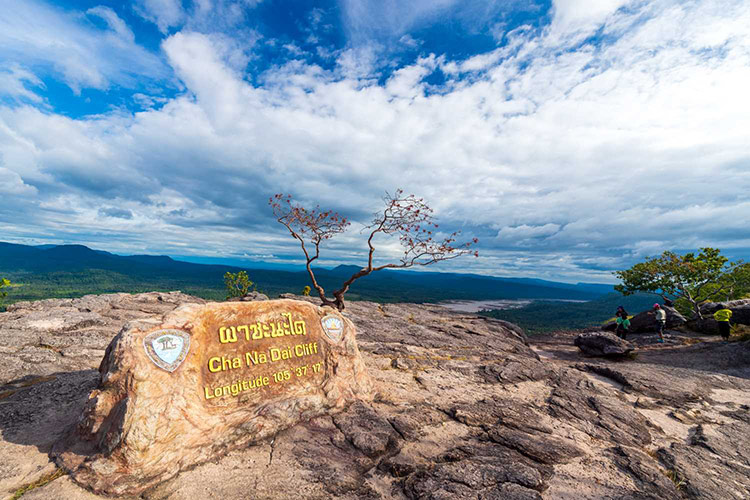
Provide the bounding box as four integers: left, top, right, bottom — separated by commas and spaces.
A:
144, 329, 191, 372
320, 315, 344, 343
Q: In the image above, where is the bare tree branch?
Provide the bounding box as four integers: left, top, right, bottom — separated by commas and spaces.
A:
270, 189, 478, 310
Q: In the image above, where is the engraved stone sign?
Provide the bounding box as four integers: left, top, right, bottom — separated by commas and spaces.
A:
56, 299, 373, 496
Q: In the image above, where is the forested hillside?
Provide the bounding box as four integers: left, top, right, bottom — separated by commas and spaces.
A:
0, 242, 613, 307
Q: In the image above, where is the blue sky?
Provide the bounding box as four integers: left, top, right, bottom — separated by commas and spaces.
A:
1, 0, 749, 283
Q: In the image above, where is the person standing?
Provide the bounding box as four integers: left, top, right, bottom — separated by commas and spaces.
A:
653, 304, 667, 343
713, 304, 733, 341
615, 306, 630, 339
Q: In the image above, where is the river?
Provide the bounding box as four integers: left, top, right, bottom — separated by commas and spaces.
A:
437, 298, 589, 313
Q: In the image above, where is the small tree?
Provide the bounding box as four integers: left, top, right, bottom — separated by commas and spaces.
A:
224, 271, 253, 299
614, 248, 750, 319
302, 285, 311, 296
270, 190, 478, 311
0, 277, 10, 305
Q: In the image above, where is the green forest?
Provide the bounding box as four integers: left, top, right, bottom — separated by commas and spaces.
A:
0, 266, 657, 336
0, 243, 613, 310
479, 293, 657, 334
0, 242, 665, 335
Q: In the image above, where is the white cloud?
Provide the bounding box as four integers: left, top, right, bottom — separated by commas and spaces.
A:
339, 0, 458, 43
2, 0, 750, 281
184, 0, 264, 33
87, 6, 135, 43
385, 56, 437, 98
134, 0, 185, 34
459, 50, 504, 72
338, 0, 534, 47
0, 66, 46, 104
496, 224, 561, 241
550, 0, 631, 36
283, 43, 304, 56
399, 35, 422, 49
0, 0, 167, 93
0, 166, 37, 196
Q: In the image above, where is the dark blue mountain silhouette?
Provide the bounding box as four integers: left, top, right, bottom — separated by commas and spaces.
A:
0, 242, 614, 302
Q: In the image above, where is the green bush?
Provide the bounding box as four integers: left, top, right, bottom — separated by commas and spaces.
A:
0, 277, 10, 302
223, 271, 253, 299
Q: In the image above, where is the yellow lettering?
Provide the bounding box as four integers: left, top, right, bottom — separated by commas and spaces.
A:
219, 326, 238, 343
204, 387, 214, 399
282, 313, 294, 335
208, 357, 222, 372
270, 347, 281, 361
238, 325, 250, 340
269, 323, 282, 338
246, 351, 267, 365
293, 320, 306, 336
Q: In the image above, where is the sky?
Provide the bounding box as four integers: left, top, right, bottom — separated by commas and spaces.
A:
1, 0, 749, 283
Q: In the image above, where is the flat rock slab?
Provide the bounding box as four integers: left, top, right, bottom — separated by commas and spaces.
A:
3, 293, 750, 500
55, 299, 373, 496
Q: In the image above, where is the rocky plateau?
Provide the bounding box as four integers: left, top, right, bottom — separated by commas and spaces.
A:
1, 292, 749, 500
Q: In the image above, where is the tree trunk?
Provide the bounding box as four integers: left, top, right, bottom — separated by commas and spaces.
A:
332, 291, 346, 311
691, 300, 703, 320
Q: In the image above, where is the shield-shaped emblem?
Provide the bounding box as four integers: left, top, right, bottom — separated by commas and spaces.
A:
320, 315, 344, 343
143, 329, 191, 372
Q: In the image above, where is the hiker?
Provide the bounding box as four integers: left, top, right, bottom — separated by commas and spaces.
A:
615, 306, 630, 339
713, 304, 732, 340
653, 304, 666, 343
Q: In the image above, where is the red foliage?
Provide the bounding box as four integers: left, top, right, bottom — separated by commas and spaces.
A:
269, 190, 478, 310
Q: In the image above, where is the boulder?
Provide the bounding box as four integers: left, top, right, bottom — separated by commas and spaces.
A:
684, 299, 750, 334
55, 299, 373, 496
628, 306, 686, 333
226, 291, 269, 301
574, 331, 635, 357
687, 318, 720, 335
699, 299, 750, 325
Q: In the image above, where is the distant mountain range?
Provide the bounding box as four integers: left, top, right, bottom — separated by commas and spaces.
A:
0, 242, 616, 304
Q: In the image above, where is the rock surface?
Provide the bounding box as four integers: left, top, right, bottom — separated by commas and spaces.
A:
55, 299, 372, 496
574, 331, 635, 356
1, 292, 750, 499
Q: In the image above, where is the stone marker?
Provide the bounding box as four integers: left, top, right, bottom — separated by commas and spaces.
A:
55, 299, 373, 496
